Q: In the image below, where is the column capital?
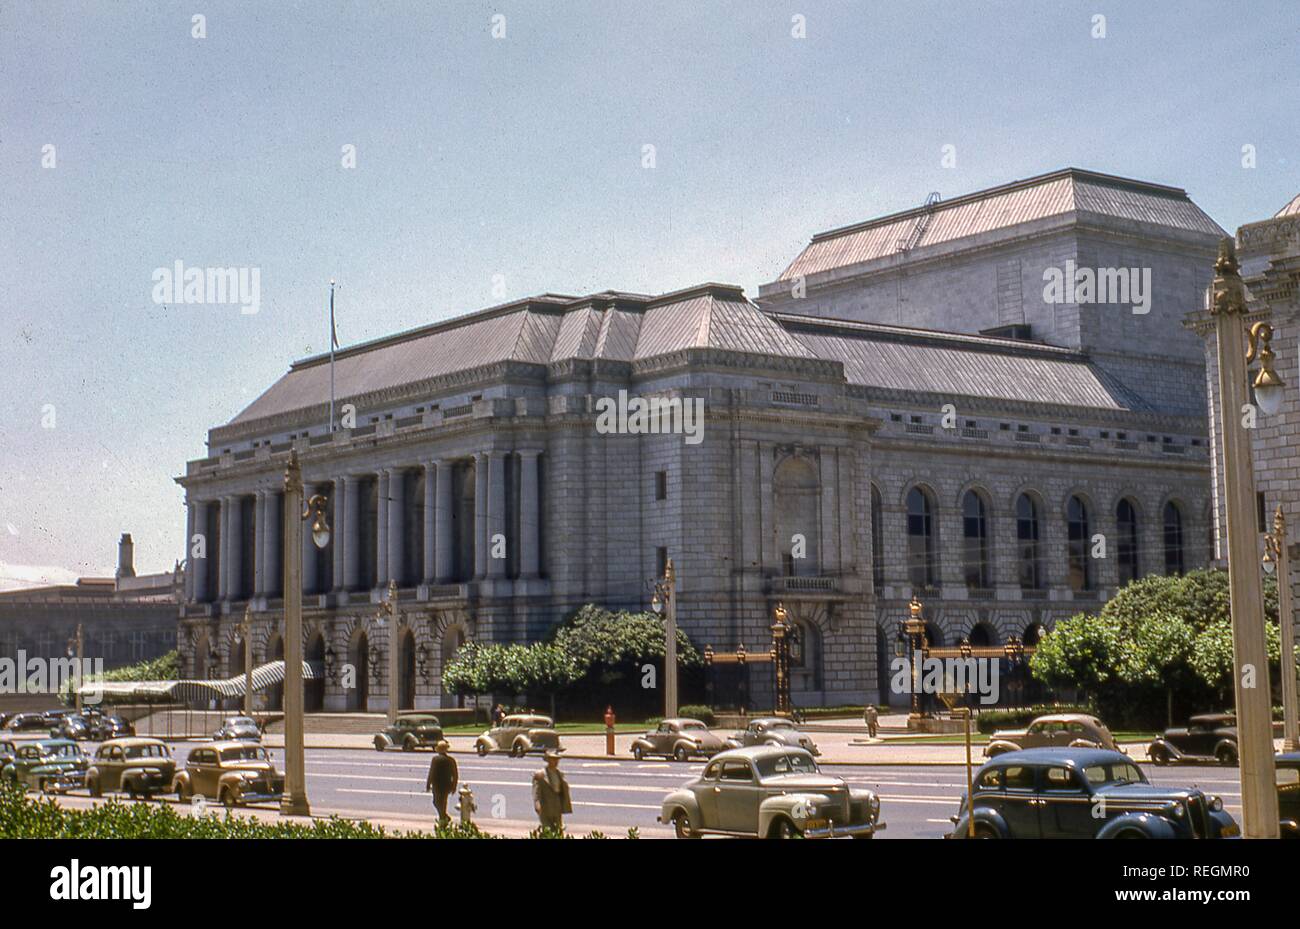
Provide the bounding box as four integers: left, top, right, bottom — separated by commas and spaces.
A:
516, 448, 543, 458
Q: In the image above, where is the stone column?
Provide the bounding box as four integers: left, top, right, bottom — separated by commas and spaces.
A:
435, 460, 454, 582
344, 476, 363, 590
184, 500, 197, 601
332, 477, 347, 591
228, 495, 243, 600
264, 491, 282, 597
217, 496, 230, 601
376, 470, 390, 589
519, 450, 541, 578
487, 451, 507, 578
473, 452, 488, 579
253, 490, 267, 598
422, 462, 437, 585
387, 467, 406, 586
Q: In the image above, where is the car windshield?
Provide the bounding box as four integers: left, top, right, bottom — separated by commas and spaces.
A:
228, 718, 255, 727
1084, 762, 1146, 787
681, 722, 707, 731
125, 744, 169, 760
755, 752, 819, 778
220, 746, 269, 763
44, 744, 81, 759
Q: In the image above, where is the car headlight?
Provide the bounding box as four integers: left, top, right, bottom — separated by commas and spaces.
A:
869, 794, 880, 817
1172, 803, 1185, 818
1210, 796, 1223, 812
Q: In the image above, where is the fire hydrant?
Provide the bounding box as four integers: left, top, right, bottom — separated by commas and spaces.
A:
457, 783, 476, 828
604, 705, 616, 756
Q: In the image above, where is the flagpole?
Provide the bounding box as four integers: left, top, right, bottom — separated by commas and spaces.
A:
328, 279, 336, 432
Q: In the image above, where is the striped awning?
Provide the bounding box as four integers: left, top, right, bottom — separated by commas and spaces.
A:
77, 660, 322, 703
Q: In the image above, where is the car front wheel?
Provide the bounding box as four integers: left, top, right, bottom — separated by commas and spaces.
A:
1216, 744, 1238, 766
373, 736, 386, 752
402, 737, 416, 752
87, 776, 102, 798
672, 810, 699, 839
769, 818, 800, 839
631, 745, 643, 761
1149, 745, 1170, 766
673, 745, 690, 762
476, 742, 488, 757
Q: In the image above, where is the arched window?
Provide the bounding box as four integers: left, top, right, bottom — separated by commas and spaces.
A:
962, 491, 990, 590
1015, 494, 1042, 590
1067, 495, 1093, 592
871, 485, 884, 592
1163, 502, 1185, 576
906, 487, 937, 590
1116, 499, 1140, 586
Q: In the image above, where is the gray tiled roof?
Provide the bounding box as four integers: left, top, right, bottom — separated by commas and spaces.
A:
774, 313, 1138, 411
229, 285, 811, 425
778, 168, 1225, 281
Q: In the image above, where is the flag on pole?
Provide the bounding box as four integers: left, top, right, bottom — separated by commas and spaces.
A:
330, 282, 339, 348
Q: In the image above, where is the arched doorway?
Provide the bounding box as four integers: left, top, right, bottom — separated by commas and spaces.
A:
348, 630, 369, 712
397, 628, 416, 712
266, 633, 284, 711
923, 622, 944, 648
967, 622, 997, 647
305, 632, 325, 713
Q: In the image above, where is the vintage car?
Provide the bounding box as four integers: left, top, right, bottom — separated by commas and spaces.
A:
7, 712, 51, 732
1, 739, 89, 793
630, 718, 725, 761
984, 713, 1118, 758
475, 714, 561, 757
373, 714, 444, 752
85, 737, 175, 799
659, 746, 884, 839
213, 716, 262, 742
1277, 752, 1300, 839
1148, 713, 1238, 766
0, 740, 16, 771
174, 741, 285, 807
947, 748, 1238, 839
102, 716, 135, 738
724, 717, 820, 756
49, 714, 100, 741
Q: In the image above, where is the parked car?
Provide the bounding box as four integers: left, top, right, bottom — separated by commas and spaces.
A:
1276, 752, 1300, 839
373, 714, 444, 752
724, 717, 820, 756
84, 738, 175, 799
40, 709, 75, 726
49, 714, 98, 741
174, 741, 284, 808
631, 718, 725, 761
984, 713, 1119, 758
659, 745, 884, 839
213, 716, 262, 742
947, 747, 1238, 839
102, 716, 135, 738
7, 713, 51, 732
1, 739, 89, 794
0, 740, 17, 771
1148, 713, 1238, 766
475, 714, 561, 756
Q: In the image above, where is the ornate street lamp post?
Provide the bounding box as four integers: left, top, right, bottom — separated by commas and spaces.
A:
1263, 505, 1298, 751
1210, 238, 1284, 837
238, 606, 254, 717
282, 450, 330, 816
376, 579, 401, 725
904, 595, 927, 721
65, 624, 83, 714
771, 602, 795, 717
651, 558, 678, 719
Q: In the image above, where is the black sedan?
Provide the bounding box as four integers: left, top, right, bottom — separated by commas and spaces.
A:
1148, 713, 1238, 766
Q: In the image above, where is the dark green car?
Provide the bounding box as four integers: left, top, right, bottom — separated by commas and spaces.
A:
373, 714, 444, 752
1, 739, 88, 793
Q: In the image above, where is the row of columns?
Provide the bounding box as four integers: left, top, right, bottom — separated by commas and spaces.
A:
187, 450, 542, 603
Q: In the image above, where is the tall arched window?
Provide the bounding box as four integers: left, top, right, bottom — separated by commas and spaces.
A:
1016, 493, 1042, 590
1116, 499, 1140, 585
774, 456, 821, 576
962, 491, 990, 590
1067, 495, 1093, 592
871, 485, 884, 592
906, 487, 936, 590
1163, 502, 1185, 576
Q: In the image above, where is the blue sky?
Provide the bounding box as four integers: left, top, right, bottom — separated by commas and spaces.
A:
1, 0, 1297, 585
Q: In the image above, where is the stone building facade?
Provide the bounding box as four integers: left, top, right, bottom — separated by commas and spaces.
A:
176, 168, 1221, 711
1188, 192, 1300, 635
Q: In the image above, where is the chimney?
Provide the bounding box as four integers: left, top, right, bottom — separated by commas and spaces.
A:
116, 533, 135, 579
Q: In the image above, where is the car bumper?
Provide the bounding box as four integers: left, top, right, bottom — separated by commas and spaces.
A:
39, 773, 85, 792
801, 820, 884, 839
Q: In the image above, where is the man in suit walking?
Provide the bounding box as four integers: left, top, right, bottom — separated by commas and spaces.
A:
532, 749, 572, 833
425, 740, 458, 826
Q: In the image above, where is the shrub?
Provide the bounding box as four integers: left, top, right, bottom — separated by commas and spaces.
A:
678, 704, 716, 725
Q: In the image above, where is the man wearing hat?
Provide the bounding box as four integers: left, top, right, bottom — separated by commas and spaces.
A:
532, 749, 572, 832
425, 740, 458, 826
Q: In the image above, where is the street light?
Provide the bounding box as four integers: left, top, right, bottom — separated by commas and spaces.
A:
281, 450, 329, 816
375, 579, 401, 725
904, 595, 927, 722
1209, 237, 1281, 838
1247, 321, 1286, 417
771, 602, 794, 717
1263, 505, 1298, 752
651, 558, 678, 719
65, 624, 83, 714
